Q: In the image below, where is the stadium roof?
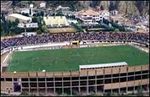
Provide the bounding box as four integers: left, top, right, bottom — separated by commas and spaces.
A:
43, 16, 69, 27
8, 13, 32, 21
79, 62, 128, 69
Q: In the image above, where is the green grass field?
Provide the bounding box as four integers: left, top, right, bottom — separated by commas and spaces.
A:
7, 45, 149, 72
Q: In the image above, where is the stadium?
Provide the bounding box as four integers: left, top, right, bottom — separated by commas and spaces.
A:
1, 32, 149, 96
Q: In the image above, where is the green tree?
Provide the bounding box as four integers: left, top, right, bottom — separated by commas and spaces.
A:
15, 18, 19, 24
6, 19, 21, 35
32, 17, 38, 23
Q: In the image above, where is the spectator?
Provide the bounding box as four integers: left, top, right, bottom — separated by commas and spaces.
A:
1, 32, 149, 50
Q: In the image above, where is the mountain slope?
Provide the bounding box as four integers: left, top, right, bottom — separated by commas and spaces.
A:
18, 1, 149, 16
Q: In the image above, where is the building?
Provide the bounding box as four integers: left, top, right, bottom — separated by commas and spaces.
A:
40, 2, 46, 8
75, 8, 100, 24
67, 19, 78, 24
110, 10, 118, 16
1, 34, 149, 96
55, 5, 74, 16
7, 13, 32, 23
20, 8, 30, 15
43, 16, 70, 27
100, 10, 110, 20
75, 8, 110, 24
56, 5, 70, 12
43, 16, 76, 33
17, 23, 38, 28
96, 6, 110, 19
1, 64, 149, 96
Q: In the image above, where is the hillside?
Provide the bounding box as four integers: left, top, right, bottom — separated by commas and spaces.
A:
12, 1, 149, 16
49, 1, 149, 16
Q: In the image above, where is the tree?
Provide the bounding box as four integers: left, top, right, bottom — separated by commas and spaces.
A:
71, 23, 84, 32
21, 12, 29, 17
32, 17, 38, 23
15, 18, 19, 24
40, 11, 44, 17
41, 25, 48, 33
6, 18, 21, 35
0, 22, 4, 36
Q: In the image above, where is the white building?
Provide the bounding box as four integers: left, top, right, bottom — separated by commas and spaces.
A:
110, 10, 118, 16
75, 9, 100, 24
75, 8, 110, 24
17, 23, 38, 28
7, 13, 32, 23
67, 19, 78, 24
21, 32, 37, 37
56, 5, 70, 11
43, 16, 70, 27
20, 8, 30, 14
100, 10, 110, 20
40, 2, 46, 8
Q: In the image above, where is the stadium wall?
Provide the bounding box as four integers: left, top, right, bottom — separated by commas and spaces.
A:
1, 65, 149, 96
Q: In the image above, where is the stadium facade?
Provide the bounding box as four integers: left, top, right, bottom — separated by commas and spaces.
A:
1, 65, 149, 95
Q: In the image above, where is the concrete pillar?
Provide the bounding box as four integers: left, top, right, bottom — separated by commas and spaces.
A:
62, 74, 64, 95
103, 69, 105, 95
70, 76, 72, 96
126, 72, 128, 94
87, 71, 89, 95
19, 78, 22, 93
45, 78, 47, 95
53, 73, 56, 95
12, 77, 14, 93
70, 71, 73, 96
133, 72, 135, 94
111, 68, 113, 95
95, 70, 97, 94
37, 78, 39, 95
118, 69, 121, 95
147, 84, 149, 91
79, 72, 80, 94
29, 78, 31, 94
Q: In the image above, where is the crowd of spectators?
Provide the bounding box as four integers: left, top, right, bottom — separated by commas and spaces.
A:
1, 32, 149, 50
129, 15, 149, 26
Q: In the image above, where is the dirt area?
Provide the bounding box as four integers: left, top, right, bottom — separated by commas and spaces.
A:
1, 53, 8, 64
1, 52, 12, 72
48, 27, 76, 33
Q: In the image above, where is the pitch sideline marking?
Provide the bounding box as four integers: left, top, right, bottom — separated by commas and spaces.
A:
2, 51, 12, 64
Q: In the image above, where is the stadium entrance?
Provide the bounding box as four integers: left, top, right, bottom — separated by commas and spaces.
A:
71, 41, 80, 45
13, 79, 21, 92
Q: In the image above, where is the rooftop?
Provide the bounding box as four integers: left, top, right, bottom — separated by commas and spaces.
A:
79, 62, 128, 70
8, 13, 32, 21
76, 8, 99, 16
43, 16, 69, 27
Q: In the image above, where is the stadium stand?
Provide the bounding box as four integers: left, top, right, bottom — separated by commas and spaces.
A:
1, 32, 149, 50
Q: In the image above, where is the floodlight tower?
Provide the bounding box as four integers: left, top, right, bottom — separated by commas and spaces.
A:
29, 3, 34, 17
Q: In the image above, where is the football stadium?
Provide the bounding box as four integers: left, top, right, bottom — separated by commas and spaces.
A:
7, 45, 149, 72
1, 32, 149, 96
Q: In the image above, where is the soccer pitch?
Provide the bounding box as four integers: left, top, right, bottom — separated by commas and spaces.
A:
7, 45, 149, 72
